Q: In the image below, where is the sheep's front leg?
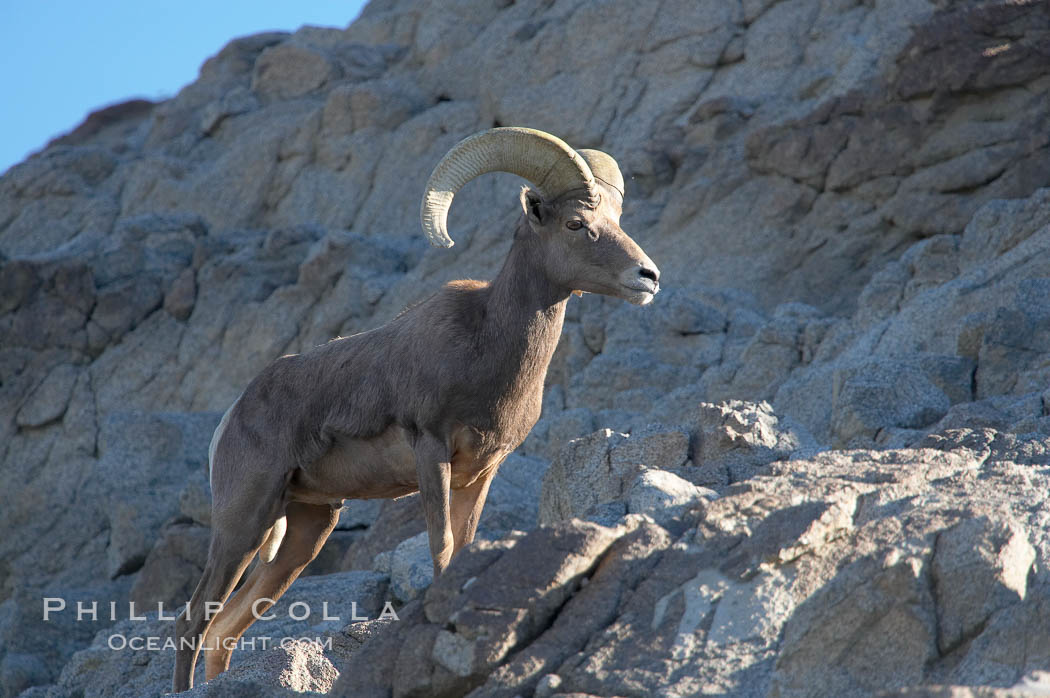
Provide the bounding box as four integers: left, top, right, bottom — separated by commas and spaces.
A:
450, 469, 496, 554
415, 433, 453, 576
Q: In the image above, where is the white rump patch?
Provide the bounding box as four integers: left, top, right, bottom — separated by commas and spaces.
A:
208, 396, 241, 492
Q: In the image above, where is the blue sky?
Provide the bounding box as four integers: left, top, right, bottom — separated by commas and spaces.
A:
0, 1, 368, 175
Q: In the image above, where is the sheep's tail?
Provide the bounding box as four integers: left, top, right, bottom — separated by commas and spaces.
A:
259, 515, 287, 564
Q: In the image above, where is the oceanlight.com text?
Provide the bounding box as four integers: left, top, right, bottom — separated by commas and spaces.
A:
107, 634, 334, 652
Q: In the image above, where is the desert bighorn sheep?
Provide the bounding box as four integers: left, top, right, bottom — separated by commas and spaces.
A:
173, 127, 660, 691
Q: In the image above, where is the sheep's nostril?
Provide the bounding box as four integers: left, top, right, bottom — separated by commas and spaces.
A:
639, 266, 659, 283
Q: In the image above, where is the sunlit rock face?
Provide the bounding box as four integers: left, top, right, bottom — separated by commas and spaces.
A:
3, 0, 1050, 695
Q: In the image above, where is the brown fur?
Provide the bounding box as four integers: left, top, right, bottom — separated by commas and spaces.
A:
172, 183, 659, 691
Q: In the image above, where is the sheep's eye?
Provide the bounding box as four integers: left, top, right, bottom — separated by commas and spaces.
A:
565, 220, 583, 231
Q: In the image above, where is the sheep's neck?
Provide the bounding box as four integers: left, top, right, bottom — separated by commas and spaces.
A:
483, 229, 569, 413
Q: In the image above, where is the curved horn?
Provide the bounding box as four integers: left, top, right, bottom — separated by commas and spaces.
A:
578, 149, 625, 199
420, 127, 595, 248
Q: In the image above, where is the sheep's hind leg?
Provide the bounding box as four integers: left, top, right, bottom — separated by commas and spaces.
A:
173, 453, 289, 692
202, 501, 340, 679
173, 523, 270, 691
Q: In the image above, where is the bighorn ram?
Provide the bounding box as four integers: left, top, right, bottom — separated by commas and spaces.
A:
173, 127, 660, 691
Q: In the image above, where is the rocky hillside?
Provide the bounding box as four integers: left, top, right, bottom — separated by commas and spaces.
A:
2, 0, 1049, 696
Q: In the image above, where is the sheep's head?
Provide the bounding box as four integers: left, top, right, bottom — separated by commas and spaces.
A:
420, 127, 660, 305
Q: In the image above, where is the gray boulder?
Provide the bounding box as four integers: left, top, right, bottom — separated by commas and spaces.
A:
332, 520, 628, 697
830, 360, 951, 447
626, 469, 717, 530
15, 364, 80, 428
691, 400, 818, 487
539, 427, 692, 525
373, 532, 432, 603
932, 516, 1035, 654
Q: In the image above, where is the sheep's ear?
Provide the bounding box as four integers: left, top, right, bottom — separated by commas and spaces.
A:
520, 187, 550, 227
